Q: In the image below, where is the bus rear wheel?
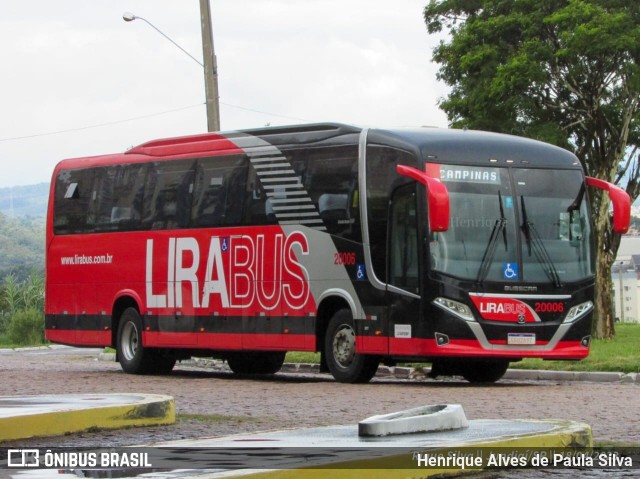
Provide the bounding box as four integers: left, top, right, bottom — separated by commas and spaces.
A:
227, 351, 286, 375
461, 360, 509, 383
324, 309, 379, 383
117, 307, 176, 375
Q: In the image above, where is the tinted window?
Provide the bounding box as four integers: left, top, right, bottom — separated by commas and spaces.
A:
53, 147, 360, 236
241, 163, 273, 226
365, 145, 417, 280
389, 183, 419, 292
54, 159, 203, 234
143, 160, 196, 230
54, 168, 95, 235
289, 146, 360, 240
192, 155, 248, 227
93, 164, 147, 232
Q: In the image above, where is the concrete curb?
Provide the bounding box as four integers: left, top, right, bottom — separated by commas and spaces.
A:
502, 368, 631, 383
169, 357, 640, 384
0, 393, 175, 442
156, 417, 592, 478
0, 344, 72, 353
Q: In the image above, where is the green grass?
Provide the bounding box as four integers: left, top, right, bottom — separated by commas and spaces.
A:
285, 323, 640, 373
511, 323, 640, 373
285, 351, 321, 364
0, 335, 42, 348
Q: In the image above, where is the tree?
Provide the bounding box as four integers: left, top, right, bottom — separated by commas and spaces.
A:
0, 212, 45, 280
424, 0, 640, 338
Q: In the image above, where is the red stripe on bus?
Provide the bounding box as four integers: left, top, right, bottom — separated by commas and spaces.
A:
386, 338, 588, 359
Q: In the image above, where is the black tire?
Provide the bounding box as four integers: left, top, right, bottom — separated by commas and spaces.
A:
152, 351, 177, 375
324, 309, 379, 383
227, 351, 286, 375
461, 360, 509, 383
117, 307, 154, 374
117, 307, 176, 375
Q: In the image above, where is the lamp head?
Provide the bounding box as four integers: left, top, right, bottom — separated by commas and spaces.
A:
122, 12, 137, 22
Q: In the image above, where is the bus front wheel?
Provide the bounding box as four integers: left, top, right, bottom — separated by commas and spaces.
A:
324, 309, 379, 383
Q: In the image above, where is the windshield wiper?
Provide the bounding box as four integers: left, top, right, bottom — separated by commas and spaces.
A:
520, 196, 562, 288
476, 191, 508, 283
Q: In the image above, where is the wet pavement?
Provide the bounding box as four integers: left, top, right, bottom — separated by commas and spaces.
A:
0, 346, 637, 478
0, 393, 174, 441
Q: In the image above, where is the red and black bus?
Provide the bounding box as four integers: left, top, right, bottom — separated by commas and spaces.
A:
45, 123, 630, 383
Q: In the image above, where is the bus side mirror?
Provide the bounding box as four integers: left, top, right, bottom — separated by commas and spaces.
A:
397, 165, 450, 232
586, 176, 631, 234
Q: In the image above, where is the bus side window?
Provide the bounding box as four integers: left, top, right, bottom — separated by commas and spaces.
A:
289, 146, 360, 241
176, 162, 196, 228
54, 168, 95, 235
192, 155, 248, 227
244, 166, 278, 226
93, 164, 146, 232
143, 160, 196, 230
223, 157, 249, 226
309, 153, 360, 241
92, 166, 115, 231
113, 164, 146, 231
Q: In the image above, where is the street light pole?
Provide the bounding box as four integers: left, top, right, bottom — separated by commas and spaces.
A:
123, 6, 221, 132
199, 0, 221, 132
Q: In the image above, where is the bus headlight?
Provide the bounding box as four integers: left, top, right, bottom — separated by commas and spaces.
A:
433, 297, 475, 322
563, 301, 594, 323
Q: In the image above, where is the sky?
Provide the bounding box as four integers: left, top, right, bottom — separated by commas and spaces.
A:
0, 1, 449, 188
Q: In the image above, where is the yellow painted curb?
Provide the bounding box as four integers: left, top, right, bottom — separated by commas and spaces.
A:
0, 394, 175, 441
181, 419, 591, 479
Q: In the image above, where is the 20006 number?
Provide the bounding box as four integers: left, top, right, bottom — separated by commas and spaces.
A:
534, 302, 565, 313
334, 252, 356, 265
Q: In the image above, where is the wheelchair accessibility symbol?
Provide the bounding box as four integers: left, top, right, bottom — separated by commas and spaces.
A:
356, 264, 366, 281
503, 263, 518, 280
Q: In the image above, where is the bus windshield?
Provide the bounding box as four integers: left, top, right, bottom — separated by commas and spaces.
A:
430, 165, 594, 284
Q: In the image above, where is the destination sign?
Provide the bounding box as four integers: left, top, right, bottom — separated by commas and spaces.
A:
426, 163, 501, 185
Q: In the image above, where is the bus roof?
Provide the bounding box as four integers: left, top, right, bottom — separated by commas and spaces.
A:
366, 127, 581, 170
54, 122, 581, 171
125, 123, 362, 158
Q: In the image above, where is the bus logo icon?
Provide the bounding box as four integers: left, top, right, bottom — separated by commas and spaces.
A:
8, 449, 40, 467
503, 263, 518, 280
356, 264, 366, 281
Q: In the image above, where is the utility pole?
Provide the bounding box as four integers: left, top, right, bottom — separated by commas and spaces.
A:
200, 0, 221, 132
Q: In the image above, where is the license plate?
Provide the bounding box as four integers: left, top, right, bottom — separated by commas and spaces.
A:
508, 333, 536, 345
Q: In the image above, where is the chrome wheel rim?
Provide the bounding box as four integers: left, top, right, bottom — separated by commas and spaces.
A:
121, 321, 139, 361
333, 324, 356, 368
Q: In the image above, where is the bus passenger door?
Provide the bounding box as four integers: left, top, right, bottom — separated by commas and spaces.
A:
387, 184, 422, 354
